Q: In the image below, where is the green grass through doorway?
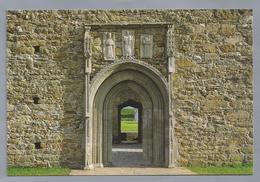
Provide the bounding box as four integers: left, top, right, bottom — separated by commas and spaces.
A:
121, 120, 138, 132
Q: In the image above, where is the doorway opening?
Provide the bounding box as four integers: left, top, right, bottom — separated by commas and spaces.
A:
88, 61, 173, 168
118, 100, 142, 144
120, 106, 139, 144
112, 100, 144, 167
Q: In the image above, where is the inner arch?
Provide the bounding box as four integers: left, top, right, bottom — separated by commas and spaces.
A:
118, 99, 142, 144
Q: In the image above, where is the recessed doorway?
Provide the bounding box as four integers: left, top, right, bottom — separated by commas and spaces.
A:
87, 61, 174, 169
116, 100, 142, 144
112, 100, 143, 167
120, 106, 138, 143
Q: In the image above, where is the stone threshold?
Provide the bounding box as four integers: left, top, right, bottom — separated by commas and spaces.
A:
69, 167, 196, 176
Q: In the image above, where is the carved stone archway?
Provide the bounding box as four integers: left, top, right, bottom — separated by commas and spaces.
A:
84, 60, 177, 169
83, 23, 177, 169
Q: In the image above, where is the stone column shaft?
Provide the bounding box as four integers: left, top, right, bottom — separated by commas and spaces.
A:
84, 26, 93, 170
167, 24, 176, 167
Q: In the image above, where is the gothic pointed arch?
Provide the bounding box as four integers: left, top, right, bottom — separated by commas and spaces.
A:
84, 60, 177, 168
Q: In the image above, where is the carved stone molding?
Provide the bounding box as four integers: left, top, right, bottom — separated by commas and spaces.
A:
90, 59, 168, 90
167, 25, 176, 74
166, 24, 176, 167
84, 26, 92, 162
83, 22, 177, 169
167, 25, 174, 58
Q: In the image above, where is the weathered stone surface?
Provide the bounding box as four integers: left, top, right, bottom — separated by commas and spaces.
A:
221, 24, 236, 36
6, 9, 253, 168
219, 43, 236, 53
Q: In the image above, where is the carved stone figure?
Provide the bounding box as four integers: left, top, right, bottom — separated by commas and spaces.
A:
103, 32, 115, 60
84, 26, 92, 59
140, 34, 153, 58
122, 30, 134, 58
84, 26, 92, 73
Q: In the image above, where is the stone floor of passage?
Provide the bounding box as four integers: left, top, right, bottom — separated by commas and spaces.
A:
70, 144, 196, 175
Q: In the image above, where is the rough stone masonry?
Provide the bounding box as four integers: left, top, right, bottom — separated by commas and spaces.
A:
6, 9, 253, 168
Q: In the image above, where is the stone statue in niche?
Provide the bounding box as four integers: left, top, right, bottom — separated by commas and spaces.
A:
122, 30, 134, 58
140, 34, 153, 58
103, 32, 115, 60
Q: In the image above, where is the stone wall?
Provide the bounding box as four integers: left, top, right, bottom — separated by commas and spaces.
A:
6, 9, 253, 168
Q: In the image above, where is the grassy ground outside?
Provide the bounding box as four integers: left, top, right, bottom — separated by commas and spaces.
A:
8, 166, 71, 176
187, 163, 253, 175
121, 120, 138, 132
8, 164, 253, 175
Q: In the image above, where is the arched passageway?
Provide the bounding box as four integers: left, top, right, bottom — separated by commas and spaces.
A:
85, 61, 176, 168
117, 100, 142, 144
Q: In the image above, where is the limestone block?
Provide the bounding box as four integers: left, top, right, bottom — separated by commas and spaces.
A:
203, 43, 218, 53
219, 43, 236, 53
221, 24, 236, 36
202, 98, 229, 111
